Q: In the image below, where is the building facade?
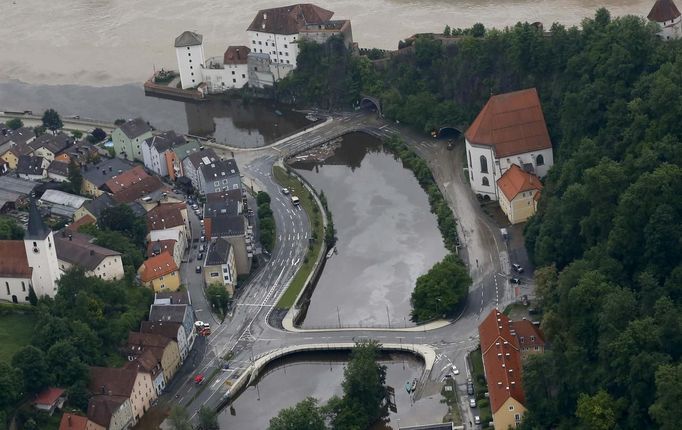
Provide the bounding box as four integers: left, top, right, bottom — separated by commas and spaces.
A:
175, 31, 205, 90
111, 118, 153, 161
138, 251, 180, 292
496, 164, 543, 224
203, 238, 237, 295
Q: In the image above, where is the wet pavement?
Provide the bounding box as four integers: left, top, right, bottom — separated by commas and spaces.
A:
218, 351, 448, 430
292, 133, 447, 328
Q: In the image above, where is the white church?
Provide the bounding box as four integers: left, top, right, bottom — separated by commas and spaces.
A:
0, 200, 61, 303
648, 0, 682, 40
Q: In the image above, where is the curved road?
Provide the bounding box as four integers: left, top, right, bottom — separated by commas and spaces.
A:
167, 111, 519, 427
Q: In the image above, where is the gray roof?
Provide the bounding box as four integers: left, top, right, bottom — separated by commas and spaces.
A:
149, 304, 190, 324
54, 231, 120, 270
199, 158, 240, 182
127, 201, 147, 217
205, 238, 232, 266
5, 127, 35, 146
0, 175, 38, 195
173, 139, 201, 160
30, 133, 72, 154
144, 130, 185, 154
83, 193, 117, 219
210, 214, 245, 237
119, 118, 152, 140
47, 160, 69, 177
16, 155, 45, 176
26, 198, 50, 240
81, 158, 135, 188
174, 31, 203, 47
204, 193, 241, 217
40, 189, 89, 209
185, 148, 218, 169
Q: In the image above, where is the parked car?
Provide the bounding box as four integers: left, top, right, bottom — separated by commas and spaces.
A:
195, 265, 201, 274
512, 263, 524, 273
281, 188, 290, 195
199, 244, 205, 252
200, 235, 206, 242
452, 365, 460, 375
198, 252, 204, 260
466, 379, 474, 395
194, 374, 204, 384
474, 416, 481, 425
469, 398, 477, 408
191, 203, 199, 210
510, 277, 522, 285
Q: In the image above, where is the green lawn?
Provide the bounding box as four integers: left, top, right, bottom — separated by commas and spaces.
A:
0, 313, 36, 363
273, 166, 325, 309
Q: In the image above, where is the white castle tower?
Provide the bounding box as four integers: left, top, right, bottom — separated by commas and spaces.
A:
24, 200, 61, 298
175, 31, 205, 89
648, 0, 682, 40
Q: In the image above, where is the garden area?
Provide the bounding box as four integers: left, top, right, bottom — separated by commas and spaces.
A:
0, 311, 35, 364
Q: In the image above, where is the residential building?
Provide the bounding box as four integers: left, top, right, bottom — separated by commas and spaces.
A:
149, 300, 196, 350
126, 332, 181, 384
198, 157, 241, 195
16, 155, 48, 180
478, 309, 545, 429
67, 214, 96, 232
111, 118, 153, 161
39, 189, 90, 219
201, 46, 251, 93
124, 350, 165, 397
1, 143, 34, 170
85, 395, 132, 430
56, 140, 100, 165
464, 88, 553, 201
0, 175, 38, 213
138, 251, 180, 292
104, 165, 149, 194
140, 319, 190, 361
33, 387, 66, 415
247, 52, 276, 89
205, 213, 251, 275
512, 318, 546, 357
205, 189, 244, 216
496, 164, 543, 224
88, 365, 155, 427
203, 238, 237, 294
111, 176, 164, 204
141, 131, 186, 177
47, 160, 70, 182
247, 4, 353, 79
59, 413, 88, 430
175, 31, 205, 90
29, 133, 72, 162
648, 0, 682, 39
0, 126, 35, 148
0, 200, 62, 303
54, 231, 125, 281
168, 138, 200, 180
74, 193, 117, 222
181, 148, 218, 193
146, 202, 189, 235
147, 239, 182, 267
80, 158, 135, 197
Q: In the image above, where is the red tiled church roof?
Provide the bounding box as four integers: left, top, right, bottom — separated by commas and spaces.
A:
648, 0, 681, 22
496, 164, 543, 201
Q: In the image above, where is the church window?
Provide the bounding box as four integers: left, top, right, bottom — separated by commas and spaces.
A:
536, 154, 545, 166
21, 282, 25, 292
468, 151, 472, 168
482, 177, 490, 187
5, 282, 9, 295
480, 155, 488, 174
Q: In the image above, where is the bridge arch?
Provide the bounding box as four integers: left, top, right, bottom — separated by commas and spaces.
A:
359, 95, 382, 117
436, 126, 463, 139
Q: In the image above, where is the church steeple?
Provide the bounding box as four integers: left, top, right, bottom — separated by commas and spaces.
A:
25, 198, 50, 241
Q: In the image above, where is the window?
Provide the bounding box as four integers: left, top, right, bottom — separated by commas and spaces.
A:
242, 74, 245, 78
509, 405, 515, 411
188, 52, 191, 56
160, 284, 165, 289
519, 336, 525, 343
214, 181, 220, 187
21, 281, 25, 292
285, 52, 289, 56
468, 151, 472, 167
252, 40, 255, 44
515, 414, 521, 422
258, 41, 262, 45
223, 268, 228, 273
265, 42, 268, 46
534, 346, 540, 351
530, 336, 535, 342
191, 72, 194, 76
482, 177, 489, 187
284, 44, 288, 48
190, 65, 193, 69
159, 276, 164, 281
187, 47, 190, 50
536, 154, 545, 166
231, 70, 235, 75
210, 272, 219, 277
480, 155, 488, 173
233, 79, 236, 83
286, 60, 290, 64
279, 51, 282, 55
5, 282, 9, 296
189, 59, 192, 63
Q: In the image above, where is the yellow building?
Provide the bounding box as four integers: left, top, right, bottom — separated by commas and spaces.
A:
496, 164, 543, 225
126, 332, 181, 384
1, 144, 33, 169
138, 251, 180, 292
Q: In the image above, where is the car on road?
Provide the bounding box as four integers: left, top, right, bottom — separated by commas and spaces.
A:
198, 252, 204, 261
510, 277, 522, 284
199, 244, 205, 252
200, 235, 206, 242
195, 321, 210, 329
469, 397, 477, 408
474, 416, 481, 425
512, 263, 524, 273
191, 203, 199, 210
447, 141, 455, 150
194, 374, 204, 384
195, 265, 201, 274
466, 379, 474, 395
452, 365, 459, 375
281, 188, 290, 195
291, 196, 300, 206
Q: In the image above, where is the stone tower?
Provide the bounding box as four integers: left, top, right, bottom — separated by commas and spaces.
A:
174, 31, 205, 89
24, 199, 61, 298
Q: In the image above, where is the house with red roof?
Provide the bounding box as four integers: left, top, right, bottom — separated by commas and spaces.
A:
138, 251, 180, 292
58, 413, 88, 430
496, 164, 543, 224
33, 387, 66, 415
464, 88, 553, 201
648, 0, 682, 40
478, 309, 545, 429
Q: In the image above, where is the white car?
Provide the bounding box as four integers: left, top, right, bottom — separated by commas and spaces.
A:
469, 397, 477, 408
194, 321, 209, 329
452, 365, 460, 375
281, 188, 290, 195
474, 416, 481, 425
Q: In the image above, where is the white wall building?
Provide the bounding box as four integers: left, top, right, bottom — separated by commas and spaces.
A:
648, 0, 682, 40
175, 31, 205, 90
202, 46, 251, 93
54, 231, 125, 281
464, 88, 554, 201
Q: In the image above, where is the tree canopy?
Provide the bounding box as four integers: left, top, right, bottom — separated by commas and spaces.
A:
410, 254, 471, 322
5, 118, 23, 130
0, 217, 24, 240
41, 109, 63, 132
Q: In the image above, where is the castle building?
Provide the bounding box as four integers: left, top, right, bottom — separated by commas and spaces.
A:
647, 0, 682, 39
174, 31, 205, 90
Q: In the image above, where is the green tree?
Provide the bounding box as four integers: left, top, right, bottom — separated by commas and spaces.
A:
197, 405, 219, 430
66, 381, 90, 412
65, 159, 83, 195
410, 254, 471, 322
41, 109, 63, 132
33, 125, 46, 137
169, 405, 192, 430
27, 286, 37, 306
256, 191, 271, 206
268, 397, 326, 430
46, 340, 88, 387
98, 204, 147, 247
576, 390, 617, 430
0, 217, 24, 239
471, 23, 486, 37
71, 130, 83, 139
0, 362, 21, 410
443, 25, 451, 36
5, 118, 23, 130
650, 363, 682, 430
206, 284, 231, 319
90, 128, 107, 142
11, 346, 51, 394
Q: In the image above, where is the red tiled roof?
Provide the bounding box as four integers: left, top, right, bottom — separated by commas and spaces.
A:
34, 387, 65, 406
59, 413, 88, 430
648, 0, 681, 22
111, 175, 163, 203
146, 239, 177, 258
0, 241, 31, 278
478, 309, 525, 413
247, 3, 334, 34
146, 202, 185, 231
511, 319, 545, 348
87, 395, 127, 428
124, 348, 162, 378
139, 251, 178, 282
105, 165, 148, 193
465, 88, 552, 158
224, 46, 251, 65
88, 367, 137, 397
496, 164, 543, 201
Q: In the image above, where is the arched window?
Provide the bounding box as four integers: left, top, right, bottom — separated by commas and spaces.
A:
536, 154, 545, 166
482, 177, 490, 187
468, 151, 472, 168
480, 155, 488, 174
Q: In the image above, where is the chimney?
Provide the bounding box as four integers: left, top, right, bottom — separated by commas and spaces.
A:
90, 249, 95, 256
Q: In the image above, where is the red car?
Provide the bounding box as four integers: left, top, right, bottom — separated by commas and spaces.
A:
194, 374, 204, 384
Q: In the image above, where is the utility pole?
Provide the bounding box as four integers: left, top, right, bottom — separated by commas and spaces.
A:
386, 305, 391, 329
337, 306, 341, 328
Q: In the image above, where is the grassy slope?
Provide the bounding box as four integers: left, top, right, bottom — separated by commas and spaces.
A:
0, 313, 35, 363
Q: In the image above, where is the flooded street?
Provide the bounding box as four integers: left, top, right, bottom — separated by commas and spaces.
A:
0, 0, 656, 86
219, 351, 447, 429
292, 133, 447, 327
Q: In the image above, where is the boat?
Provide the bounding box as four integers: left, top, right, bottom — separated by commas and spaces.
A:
326, 246, 336, 259
404, 380, 412, 393
306, 113, 318, 122
274, 109, 283, 116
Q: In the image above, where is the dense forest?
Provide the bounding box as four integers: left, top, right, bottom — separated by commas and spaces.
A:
278, 9, 682, 428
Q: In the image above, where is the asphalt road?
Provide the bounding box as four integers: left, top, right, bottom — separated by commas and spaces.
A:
165, 111, 522, 428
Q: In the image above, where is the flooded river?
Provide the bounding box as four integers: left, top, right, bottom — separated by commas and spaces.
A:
292, 133, 448, 327
0, 0, 656, 86
219, 351, 447, 429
